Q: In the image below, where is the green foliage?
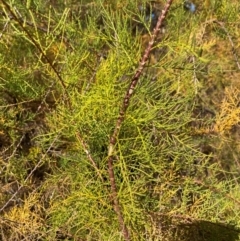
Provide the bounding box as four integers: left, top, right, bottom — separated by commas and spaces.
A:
0, 0, 240, 240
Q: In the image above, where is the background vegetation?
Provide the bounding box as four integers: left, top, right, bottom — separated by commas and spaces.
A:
0, 0, 240, 240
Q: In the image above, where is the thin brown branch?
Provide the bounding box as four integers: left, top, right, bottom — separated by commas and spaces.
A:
106, 1, 174, 240
0, 14, 10, 39
76, 132, 103, 181
0, 134, 60, 213
214, 20, 240, 70
0, 1, 69, 95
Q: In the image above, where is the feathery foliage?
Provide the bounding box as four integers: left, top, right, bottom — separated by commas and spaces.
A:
0, 0, 240, 240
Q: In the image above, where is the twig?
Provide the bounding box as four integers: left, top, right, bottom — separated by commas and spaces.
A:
1, 10, 49, 33
1, 1, 69, 99
76, 132, 103, 181
0, 15, 10, 39
106, 1, 174, 240
214, 20, 240, 70
189, 55, 199, 94
0, 134, 60, 213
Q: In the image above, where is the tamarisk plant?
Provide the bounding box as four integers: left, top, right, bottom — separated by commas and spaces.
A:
1, 0, 240, 240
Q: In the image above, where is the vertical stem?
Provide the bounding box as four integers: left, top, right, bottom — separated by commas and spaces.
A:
107, 1, 174, 240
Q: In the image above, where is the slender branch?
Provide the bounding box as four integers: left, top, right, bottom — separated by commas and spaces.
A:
107, 1, 174, 240
1, 1, 68, 93
214, 20, 240, 70
76, 132, 103, 181
0, 134, 60, 213
0, 14, 10, 39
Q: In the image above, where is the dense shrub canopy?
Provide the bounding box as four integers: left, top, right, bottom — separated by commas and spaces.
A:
0, 0, 240, 240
